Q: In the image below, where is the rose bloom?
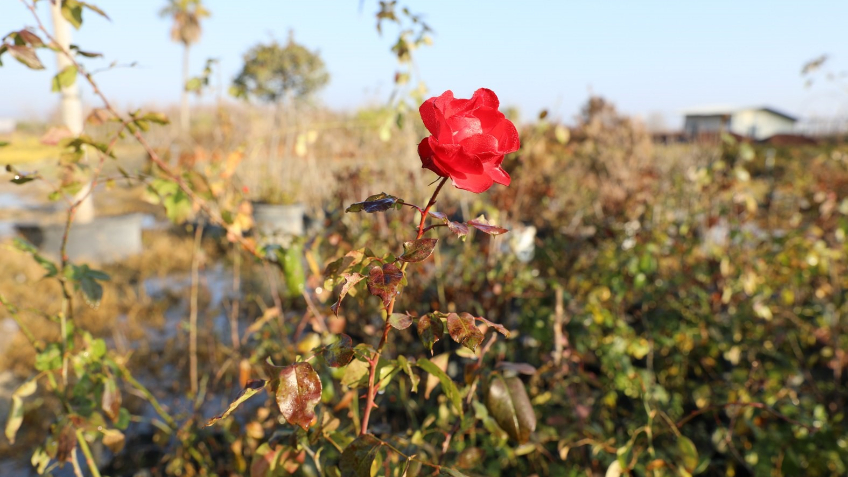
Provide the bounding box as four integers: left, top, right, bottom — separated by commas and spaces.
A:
417, 88, 520, 193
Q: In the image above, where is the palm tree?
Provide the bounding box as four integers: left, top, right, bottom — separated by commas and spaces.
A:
160, 0, 209, 137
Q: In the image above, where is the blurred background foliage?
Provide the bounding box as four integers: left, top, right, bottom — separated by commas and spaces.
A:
1, 1, 847, 477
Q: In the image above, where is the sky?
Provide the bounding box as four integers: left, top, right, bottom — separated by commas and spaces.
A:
1, 1, 847, 128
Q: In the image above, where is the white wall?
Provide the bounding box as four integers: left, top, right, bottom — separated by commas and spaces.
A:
729, 110, 795, 140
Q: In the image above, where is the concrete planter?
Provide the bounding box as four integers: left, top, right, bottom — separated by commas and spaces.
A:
252, 203, 306, 244
16, 213, 144, 263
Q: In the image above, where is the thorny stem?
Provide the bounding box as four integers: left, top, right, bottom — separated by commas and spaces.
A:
360, 176, 449, 436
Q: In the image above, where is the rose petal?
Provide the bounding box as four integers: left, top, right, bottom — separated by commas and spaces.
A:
490, 119, 521, 153
418, 138, 450, 177
471, 88, 500, 109
475, 108, 506, 135
486, 163, 511, 186
449, 116, 483, 143
432, 141, 483, 175
420, 99, 452, 140
433, 90, 455, 113
451, 170, 495, 193
460, 134, 500, 161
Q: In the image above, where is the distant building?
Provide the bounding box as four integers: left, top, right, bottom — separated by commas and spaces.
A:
0, 118, 15, 134
683, 106, 797, 141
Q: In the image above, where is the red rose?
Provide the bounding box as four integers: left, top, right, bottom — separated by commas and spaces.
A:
417, 88, 520, 193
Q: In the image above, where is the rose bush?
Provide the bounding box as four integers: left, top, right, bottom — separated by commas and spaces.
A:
417, 88, 520, 193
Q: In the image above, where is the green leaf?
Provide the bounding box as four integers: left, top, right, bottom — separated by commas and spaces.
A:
51, 65, 77, 92
206, 379, 267, 426
273, 363, 322, 430
446, 312, 484, 351
61, 0, 84, 29
5, 379, 37, 444
677, 435, 699, 473
485, 373, 536, 444
0, 141, 9, 148
396, 355, 419, 393
388, 313, 412, 330
323, 334, 355, 367
79, 2, 110, 21
35, 344, 62, 371
345, 192, 402, 213
417, 313, 444, 353
456, 447, 484, 469
185, 77, 203, 92
417, 357, 462, 417
439, 468, 471, 477
366, 263, 403, 308
398, 238, 437, 263
68, 263, 110, 308
339, 434, 383, 477
12, 238, 58, 277
331, 272, 364, 316
6, 45, 45, 69
16, 30, 44, 47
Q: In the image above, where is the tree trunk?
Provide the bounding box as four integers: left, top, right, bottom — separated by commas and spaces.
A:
50, 1, 94, 223
181, 43, 191, 136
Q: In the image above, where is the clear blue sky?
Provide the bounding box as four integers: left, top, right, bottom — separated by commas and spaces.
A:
1, 1, 847, 127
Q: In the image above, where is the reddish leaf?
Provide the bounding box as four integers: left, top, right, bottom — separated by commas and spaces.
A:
7, 45, 45, 70
388, 313, 413, 330
345, 192, 402, 213
331, 272, 364, 316
366, 263, 403, 308
275, 363, 322, 430
340, 434, 383, 477
398, 238, 438, 263
417, 313, 444, 353
447, 312, 484, 351
467, 216, 508, 235
485, 373, 536, 444
16, 30, 44, 47
476, 316, 510, 337
207, 379, 267, 426
448, 221, 469, 237
457, 447, 485, 469
324, 334, 355, 367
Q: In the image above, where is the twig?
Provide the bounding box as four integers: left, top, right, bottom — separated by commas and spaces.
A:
189, 223, 204, 396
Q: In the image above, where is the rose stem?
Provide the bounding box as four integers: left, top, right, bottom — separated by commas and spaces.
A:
360, 176, 449, 435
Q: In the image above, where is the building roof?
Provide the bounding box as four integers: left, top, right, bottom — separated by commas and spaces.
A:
682, 106, 797, 122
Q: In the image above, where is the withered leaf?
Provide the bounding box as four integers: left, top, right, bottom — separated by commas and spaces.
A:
467, 216, 509, 235
323, 334, 355, 367
345, 192, 402, 213
207, 379, 267, 426
417, 313, 444, 353
398, 238, 437, 263
366, 263, 403, 308
331, 272, 364, 316
447, 312, 485, 351
476, 315, 510, 337
275, 363, 322, 430
340, 434, 383, 477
